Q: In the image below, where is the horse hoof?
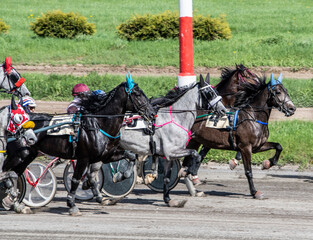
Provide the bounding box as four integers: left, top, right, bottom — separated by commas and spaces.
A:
101, 197, 122, 206
262, 160, 271, 170
69, 206, 82, 216
229, 159, 238, 170
178, 167, 187, 178
196, 191, 206, 197
14, 203, 33, 214
167, 199, 187, 208
2, 196, 14, 210
82, 180, 91, 190
113, 172, 123, 183
144, 174, 156, 185
254, 191, 265, 200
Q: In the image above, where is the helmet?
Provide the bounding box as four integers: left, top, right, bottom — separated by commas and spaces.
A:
22, 96, 36, 108
72, 83, 89, 96
91, 89, 105, 96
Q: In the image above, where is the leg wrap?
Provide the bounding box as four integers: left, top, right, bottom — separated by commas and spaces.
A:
124, 150, 136, 161
67, 193, 76, 208
164, 177, 170, 185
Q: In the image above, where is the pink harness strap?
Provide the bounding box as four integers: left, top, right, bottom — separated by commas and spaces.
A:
153, 106, 192, 148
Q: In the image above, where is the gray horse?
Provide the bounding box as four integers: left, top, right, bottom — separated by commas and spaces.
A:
119, 75, 226, 207
0, 56, 36, 213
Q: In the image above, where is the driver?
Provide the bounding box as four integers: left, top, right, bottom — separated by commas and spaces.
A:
22, 96, 36, 113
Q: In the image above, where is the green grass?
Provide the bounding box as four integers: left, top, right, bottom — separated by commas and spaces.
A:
1, 0, 313, 67
204, 120, 313, 169
1, 73, 312, 107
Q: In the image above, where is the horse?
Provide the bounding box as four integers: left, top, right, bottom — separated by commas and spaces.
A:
0, 56, 37, 213
4, 75, 156, 215
183, 73, 296, 199
118, 76, 227, 207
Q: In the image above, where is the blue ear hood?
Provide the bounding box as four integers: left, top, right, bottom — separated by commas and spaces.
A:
269, 72, 283, 89
126, 72, 135, 93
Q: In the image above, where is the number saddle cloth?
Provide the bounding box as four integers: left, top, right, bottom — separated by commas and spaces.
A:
205, 111, 234, 130
47, 114, 77, 136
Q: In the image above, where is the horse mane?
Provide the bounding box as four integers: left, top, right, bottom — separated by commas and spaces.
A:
233, 77, 267, 108
81, 82, 124, 113
216, 64, 264, 92
149, 84, 195, 109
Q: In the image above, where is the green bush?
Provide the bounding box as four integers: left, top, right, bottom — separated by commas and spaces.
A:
193, 14, 232, 41
30, 10, 96, 38
0, 19, 10, 34
116, 11, 179, 41
116, 11, 231, 41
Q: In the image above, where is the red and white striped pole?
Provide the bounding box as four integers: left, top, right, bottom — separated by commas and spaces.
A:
178, 0, 196, 87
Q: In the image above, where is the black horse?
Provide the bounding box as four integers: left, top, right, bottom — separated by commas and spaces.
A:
4, 78, 156, 215
183, 73, 296, 199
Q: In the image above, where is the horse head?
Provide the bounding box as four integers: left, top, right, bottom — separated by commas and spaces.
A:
125, 73, 156, 121
199, 74, 226, 117
1, 56, 31, 97
8, 97, 37, 149
268, 73, 296, 117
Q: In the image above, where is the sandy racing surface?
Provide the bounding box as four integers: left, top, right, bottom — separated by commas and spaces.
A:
0, 163, 313, 239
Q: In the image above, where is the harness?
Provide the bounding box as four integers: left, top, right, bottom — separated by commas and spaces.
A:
153, 106, 192, 149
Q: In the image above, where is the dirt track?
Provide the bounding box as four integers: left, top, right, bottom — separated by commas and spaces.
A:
0, 163, 313, 240
15, 64, 313, 79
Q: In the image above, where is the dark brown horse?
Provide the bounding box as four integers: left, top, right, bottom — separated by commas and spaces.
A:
184, 73, 296, 199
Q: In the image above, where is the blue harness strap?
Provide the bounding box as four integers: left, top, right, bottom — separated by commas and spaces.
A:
233, 110, 239, 131
232, 110, 267, 130
256, 120, 268, 125
99, 129, 121, 139
69, 113, 81, 143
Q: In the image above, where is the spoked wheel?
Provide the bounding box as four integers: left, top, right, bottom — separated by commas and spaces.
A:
143, 156, 181, 193
22, 161, 57, 208
63, 160, 104, 201
0, 174, 26, 208
101, 159, 137, 198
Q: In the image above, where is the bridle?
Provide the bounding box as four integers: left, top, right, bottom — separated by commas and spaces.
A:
268, 84, 294, 116
0, 66, 23, 96
126, 83, 154, 122
199, 84, 222, 112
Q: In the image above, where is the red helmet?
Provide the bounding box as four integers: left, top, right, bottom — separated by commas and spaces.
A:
72, 83, 89, 96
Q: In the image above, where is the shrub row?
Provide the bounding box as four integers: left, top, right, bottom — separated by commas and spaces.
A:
3, 10, 231, 41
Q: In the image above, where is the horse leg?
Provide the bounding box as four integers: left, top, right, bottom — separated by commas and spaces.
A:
86, 162, 104, 203
240, 147, 264, 199
144, 155, 158, 185
163, 158, 187, 208
179, 140, 203, 178
255, 142, 282, 169
1, 176, 31, 214
113, 150, 136, 183
67, 159, 88, 216
229, 151, 242, 170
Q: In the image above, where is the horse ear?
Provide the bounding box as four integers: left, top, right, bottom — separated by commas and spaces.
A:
270, 73, 275, 87
5, 56, 12, 74
277, 72, 283, 83
11, 95, 17, 110
205, 73, 210, 85
126, 72, 135, 92
199, 74, 204, 87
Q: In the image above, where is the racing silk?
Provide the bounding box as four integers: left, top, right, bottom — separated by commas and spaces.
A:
67, 97, 82, 114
